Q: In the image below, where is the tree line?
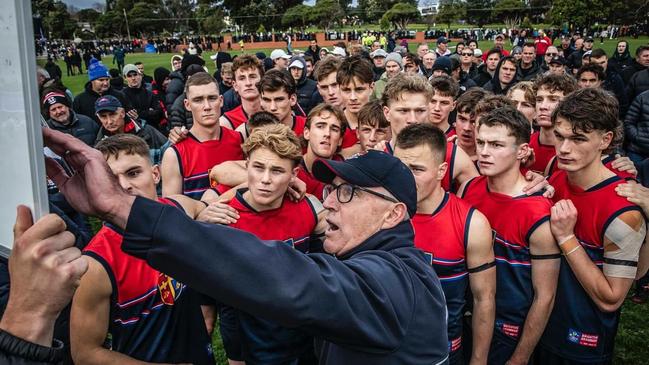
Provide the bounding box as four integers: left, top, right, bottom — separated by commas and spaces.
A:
32, 0, 648, 40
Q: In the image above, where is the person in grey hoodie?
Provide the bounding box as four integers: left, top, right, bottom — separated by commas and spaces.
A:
288, 55, 319, 115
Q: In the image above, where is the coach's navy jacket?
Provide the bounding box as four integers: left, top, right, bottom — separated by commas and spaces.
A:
121, 197, 449, 365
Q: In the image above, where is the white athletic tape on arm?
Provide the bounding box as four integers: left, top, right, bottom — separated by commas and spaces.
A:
307, 194, 325, 214
603, 217, 647, 278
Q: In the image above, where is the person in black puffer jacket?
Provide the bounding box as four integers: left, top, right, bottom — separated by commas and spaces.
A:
73, 58, 131, 124
609, 40, 633, 76
164, 54, 205, 111
628, 68, 649, 103
287, 56, 318, 115
624, 90, 649, 165
122, 64, 164, 132
622, 45, 649, 83
43, 91, 99, 146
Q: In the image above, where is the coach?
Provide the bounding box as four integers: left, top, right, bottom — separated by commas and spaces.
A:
43, 129, 449, 365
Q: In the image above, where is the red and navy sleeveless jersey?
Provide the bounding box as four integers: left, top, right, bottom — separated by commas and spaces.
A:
446, 125, 457, 139
83, 198, 215, 364
291, 115, 307, 137
441, 142, 458, 192
528, 131, 556, 173
461, 176, 551, 344
297, 155, 343, 201
546, 154, 637, 181
171, 128, 243, 199
540, 171, 642, 362
341, 127, 359, 148
412, 192, 474, 355
226, 189, 318, 363
222, 104, 249, 129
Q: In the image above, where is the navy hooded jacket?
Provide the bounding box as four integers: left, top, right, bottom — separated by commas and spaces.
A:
121, 197, 449, 365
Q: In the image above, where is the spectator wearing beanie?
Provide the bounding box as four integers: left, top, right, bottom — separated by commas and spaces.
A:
73, 58, 130, 124
372, 52, 402, 101
432, 57, 452, 77
44, 91, 98, 146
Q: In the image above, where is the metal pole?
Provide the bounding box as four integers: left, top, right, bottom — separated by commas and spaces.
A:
123, 8, 131, 41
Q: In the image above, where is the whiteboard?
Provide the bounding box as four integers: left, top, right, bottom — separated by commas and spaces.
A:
0, 0, 49, 257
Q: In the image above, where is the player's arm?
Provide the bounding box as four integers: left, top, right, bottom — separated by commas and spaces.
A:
160, 147, 183, 196
70, 258, 149, 364
219, 115, 234, 130
340, 144, 362, 159
209, 160, 247, 187
509, 220, 560, 365
552, 200, 646, 312
452, 146, 479, 186
465, 210, 496, 365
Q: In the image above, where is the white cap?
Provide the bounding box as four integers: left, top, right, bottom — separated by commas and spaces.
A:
288, 60, 304, 69
370, 49, 388, 58
474, 48, 483, 57
332, 46, 347, 57
270, 49, 291, 60
210, 53, 218, 60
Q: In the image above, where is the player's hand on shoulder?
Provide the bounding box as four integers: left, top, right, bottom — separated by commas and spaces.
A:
522, 170, 554, 198
197, 201, 240, 225
550, 199, 578, 243
615, 180, 649, 213
611, 154, 638, 177
168, 126, 189, 144
287, 177, 307, 202
521, 146, 536, 169
446, 135, 458, 143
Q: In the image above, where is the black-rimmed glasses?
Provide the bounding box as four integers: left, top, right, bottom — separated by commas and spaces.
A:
323, 182, 399, 204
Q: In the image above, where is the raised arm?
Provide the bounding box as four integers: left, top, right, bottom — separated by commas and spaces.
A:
551, 200, 646, 312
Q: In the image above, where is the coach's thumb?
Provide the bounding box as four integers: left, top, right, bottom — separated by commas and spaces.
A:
13, 205, 34, 241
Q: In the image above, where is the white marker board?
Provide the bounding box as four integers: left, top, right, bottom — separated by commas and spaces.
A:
0, 0, 49, 257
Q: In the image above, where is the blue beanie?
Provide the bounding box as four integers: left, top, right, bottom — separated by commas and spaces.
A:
88, 58, 109, 81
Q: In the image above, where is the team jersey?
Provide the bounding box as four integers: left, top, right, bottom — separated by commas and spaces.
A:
461, 176, 551, 345
341, 127, 359, 148
291, 115, 307, 137
83, 198, 214, 364
412, 192, 474, 355
546, 154, 637, 181
445, 125, 457, 139
171, 129, 244, 199
225, 189, 319, 363
528, 131, 556, 174
540, 171, 642, 362
297, 155, 344, 201
441, 143, 458, 192
222, 104, 249, 130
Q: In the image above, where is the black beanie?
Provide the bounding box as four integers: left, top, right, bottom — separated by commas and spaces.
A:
181, 54, 206, 75
42, 91, 70, 109
154, 67, 171, 86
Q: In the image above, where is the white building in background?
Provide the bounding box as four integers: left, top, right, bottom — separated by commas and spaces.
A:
419, 0, 440, 16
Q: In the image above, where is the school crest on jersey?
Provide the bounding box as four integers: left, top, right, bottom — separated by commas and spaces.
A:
157, 273, 183, 305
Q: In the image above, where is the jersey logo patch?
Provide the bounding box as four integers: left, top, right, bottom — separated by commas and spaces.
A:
496, 320, 520, 338
567, 328, 599, 348
157, 273, 182, 305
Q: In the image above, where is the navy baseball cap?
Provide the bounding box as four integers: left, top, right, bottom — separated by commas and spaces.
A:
437, 36, 448, 44
313, 150, 417, 217
95, 95, 122, 113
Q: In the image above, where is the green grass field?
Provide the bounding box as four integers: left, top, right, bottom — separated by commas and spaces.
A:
40, 37, 649, 96
79, 36, 649, 364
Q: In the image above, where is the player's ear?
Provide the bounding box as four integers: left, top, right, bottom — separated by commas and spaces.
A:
291, 165, 299, 179
383, 105, 391, 122
151, 164, 161, 184
517, 143, 531, 161
184, 97, 191, 112
303, 126, 310, 141
437, 161, 448, 181
599, 131, 613, 151
290, 93, 297, 107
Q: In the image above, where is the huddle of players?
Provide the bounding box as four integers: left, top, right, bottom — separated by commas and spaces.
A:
68, 52, 647, 365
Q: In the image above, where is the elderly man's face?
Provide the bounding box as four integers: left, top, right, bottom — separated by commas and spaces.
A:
322, 177, 399, 256
49, 103, 70, 124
